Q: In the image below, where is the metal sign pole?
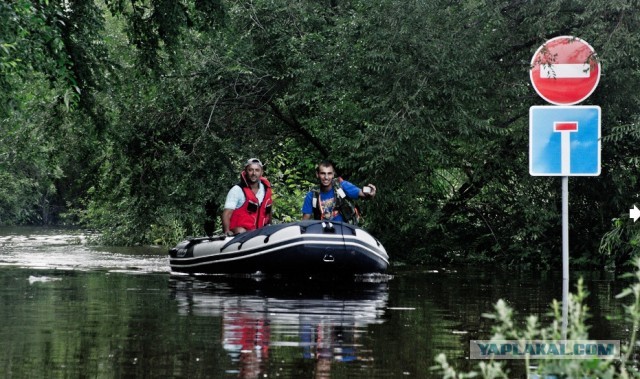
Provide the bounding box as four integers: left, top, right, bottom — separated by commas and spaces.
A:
529, 36, 601, 343
561, 176, 569, 339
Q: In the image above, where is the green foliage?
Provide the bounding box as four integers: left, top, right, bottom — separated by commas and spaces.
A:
617, 258, 640, 366
0, 73, 71, 224
2, 0, 640, 262
600, 218, 640, 269
432, 258, 640, 378
268, 142, 316, 223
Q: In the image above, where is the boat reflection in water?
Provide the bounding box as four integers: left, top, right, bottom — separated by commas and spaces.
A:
169, 275, 390, 378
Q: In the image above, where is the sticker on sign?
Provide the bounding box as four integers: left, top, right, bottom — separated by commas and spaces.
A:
540, 64, 591, 79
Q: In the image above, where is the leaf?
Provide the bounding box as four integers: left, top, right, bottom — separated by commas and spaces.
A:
615, 288, 634, 299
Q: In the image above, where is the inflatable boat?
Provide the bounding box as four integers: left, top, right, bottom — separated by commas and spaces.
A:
168, 220, 389, 275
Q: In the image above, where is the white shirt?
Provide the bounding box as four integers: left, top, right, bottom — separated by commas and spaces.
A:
223, 183, 266, 210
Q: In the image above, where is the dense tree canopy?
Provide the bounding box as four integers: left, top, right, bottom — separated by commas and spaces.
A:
2, 0, 640, 268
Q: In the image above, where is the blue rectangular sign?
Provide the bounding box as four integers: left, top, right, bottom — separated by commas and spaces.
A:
529, 106, 601, 176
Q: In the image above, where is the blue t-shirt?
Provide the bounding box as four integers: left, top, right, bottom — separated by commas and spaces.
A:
301, 180, 360, 222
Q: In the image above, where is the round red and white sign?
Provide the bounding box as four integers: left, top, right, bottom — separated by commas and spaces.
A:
530, 36, 601, 105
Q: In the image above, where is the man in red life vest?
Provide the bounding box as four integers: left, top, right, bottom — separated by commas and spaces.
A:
222, 158, 273, 235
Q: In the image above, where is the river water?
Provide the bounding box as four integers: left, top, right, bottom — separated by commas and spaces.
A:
0, 227, 632, 378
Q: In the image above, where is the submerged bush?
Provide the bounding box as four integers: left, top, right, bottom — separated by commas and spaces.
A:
432, 258, 640, 378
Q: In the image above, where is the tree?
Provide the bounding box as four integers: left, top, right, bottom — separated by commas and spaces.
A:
3, 0, 640, 269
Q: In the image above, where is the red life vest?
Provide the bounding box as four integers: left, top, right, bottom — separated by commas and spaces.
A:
229, 172, 273, 231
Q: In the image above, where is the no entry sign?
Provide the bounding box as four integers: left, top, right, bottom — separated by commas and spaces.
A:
530, 36, 601, 105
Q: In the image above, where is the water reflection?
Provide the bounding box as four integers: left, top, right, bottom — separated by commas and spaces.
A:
0, 227, 630, 378
169, 276, 389, 378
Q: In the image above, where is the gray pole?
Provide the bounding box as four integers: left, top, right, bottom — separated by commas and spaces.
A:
561, 176, 569, 339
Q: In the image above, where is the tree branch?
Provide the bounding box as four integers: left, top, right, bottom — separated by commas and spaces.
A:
268, 101, 329, 158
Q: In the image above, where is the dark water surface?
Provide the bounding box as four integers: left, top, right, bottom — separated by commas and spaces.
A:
0, 227, 631, 378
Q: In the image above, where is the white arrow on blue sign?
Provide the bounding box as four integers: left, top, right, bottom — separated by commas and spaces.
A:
529, 105, 601, 176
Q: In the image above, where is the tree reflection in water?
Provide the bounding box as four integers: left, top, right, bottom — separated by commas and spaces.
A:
169, 275, 390, 378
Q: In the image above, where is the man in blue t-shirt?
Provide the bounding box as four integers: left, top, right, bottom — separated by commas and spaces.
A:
301, 160, 377, 223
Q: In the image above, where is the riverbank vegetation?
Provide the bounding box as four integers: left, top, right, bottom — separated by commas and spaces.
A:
433, 257, 640, 378
2, 0, 640, 268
